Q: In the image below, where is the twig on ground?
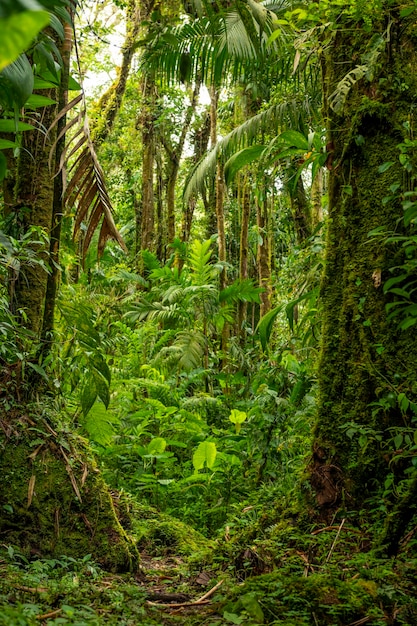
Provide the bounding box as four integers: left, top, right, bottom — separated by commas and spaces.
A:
325, 518, 346, 563
146, 600, 210, 608
36, 609, 62, 620
146, 579, 224, 609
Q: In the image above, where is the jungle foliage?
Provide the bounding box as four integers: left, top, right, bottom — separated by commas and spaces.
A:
1, 0, 417, 624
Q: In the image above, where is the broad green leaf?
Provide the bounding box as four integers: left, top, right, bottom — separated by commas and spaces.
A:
0, 11, 49, 71
193, 441, 217, 471
394, 433, 403, 449
84, 403, 116, 446
33, 76, 57, 89
378, 161, 394, 173
147, 437, 167, 455
25, 94, 57, 108
92, 369, 110, 409
0, 139, 17, 149
256, 304, 284, 351
0, 54, 34, 108
224, 145, 266, 186
81, 378, 97, 417
229, 409, 247, 433
0, 120, 34, 132
90, 354, 111, 385
277, 129, 309, 150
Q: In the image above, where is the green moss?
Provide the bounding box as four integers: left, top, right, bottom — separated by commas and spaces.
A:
129, 501, 213, 559
223, 570, 385, 625
0, 422, 139, 572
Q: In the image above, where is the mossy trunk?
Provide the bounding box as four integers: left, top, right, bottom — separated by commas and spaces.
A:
10, 92, 59, 335
0, 417, 138, 571
311, 10, 417, 510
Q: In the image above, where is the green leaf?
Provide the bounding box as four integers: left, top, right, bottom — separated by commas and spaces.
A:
92, 369, 110, 409
0, 11, 50, 71
256, 304, 284, 351
147, 437, 167, 455
68, 74, 82, 91
81, 378, 97, 417
277, 129, 309, 150
224, 145, 266, 186
229, 409, 247, 433
400, 6, 415, 17
0, 139, 17, 149
83, 403, 117, 446
0, 120, 34, 132
25, 94, 57, 108
33, 76, 57, 89
394, 433, 403, 449
0, 152, 7, 182
0, 54, 34, 109
378, 161, 394, 173
192, 441, 217, 471
27, 362, 48, 380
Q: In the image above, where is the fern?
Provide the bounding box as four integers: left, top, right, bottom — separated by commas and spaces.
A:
82, 402, 119, 446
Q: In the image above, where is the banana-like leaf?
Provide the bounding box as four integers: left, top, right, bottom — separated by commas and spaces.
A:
0, 11, 49, 71
0, 54, 34, 109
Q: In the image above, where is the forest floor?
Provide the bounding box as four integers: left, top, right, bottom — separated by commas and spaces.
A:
1, 499, 417, 626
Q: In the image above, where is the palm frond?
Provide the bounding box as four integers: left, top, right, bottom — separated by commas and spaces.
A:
184, 96, 317, 203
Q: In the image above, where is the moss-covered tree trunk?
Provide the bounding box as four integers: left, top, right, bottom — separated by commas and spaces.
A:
10, 91, 58, 335
310, 8, 417, 514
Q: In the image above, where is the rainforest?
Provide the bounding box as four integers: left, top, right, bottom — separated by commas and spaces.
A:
1, 0, 417, 624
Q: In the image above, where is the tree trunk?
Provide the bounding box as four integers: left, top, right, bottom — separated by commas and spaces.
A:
139, 74, 156, 253
11, 92, 59, 335
41, 21, 72, 352
310, 9, 417, 514
238, 174, 250, 340
289, 172, 311, 244
256, 191, 271, 317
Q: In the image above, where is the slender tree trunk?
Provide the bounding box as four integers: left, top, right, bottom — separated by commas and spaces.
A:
92, 0, 141, 146
181, 110, 211, 244
139, 74, 156, 253
311, 167, 323, 228
238, 174, 250, 340
41, 21, 72, 351
256, 191, 271, 317
290, 173, 311, 244
155, 149, 165, 260
206, 86, 219, 239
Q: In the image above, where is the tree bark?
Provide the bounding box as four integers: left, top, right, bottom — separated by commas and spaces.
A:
310, 9, 417, 512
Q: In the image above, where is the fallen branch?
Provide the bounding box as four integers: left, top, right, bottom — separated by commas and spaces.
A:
146, 580, 224, 609
147, 599, 210, 608
325, 518, 346, 563
36, 609, 62, 620
347, 616, 373, 626
195, 579, 224, 603
311, 525, 361, 536
15, 585, 48, 593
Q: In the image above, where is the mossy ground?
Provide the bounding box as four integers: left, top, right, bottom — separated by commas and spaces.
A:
0, 413, 138, 572
1, 492, 417, 625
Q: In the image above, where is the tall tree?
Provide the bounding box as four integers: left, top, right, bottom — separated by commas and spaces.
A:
309, 4, 417, 545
